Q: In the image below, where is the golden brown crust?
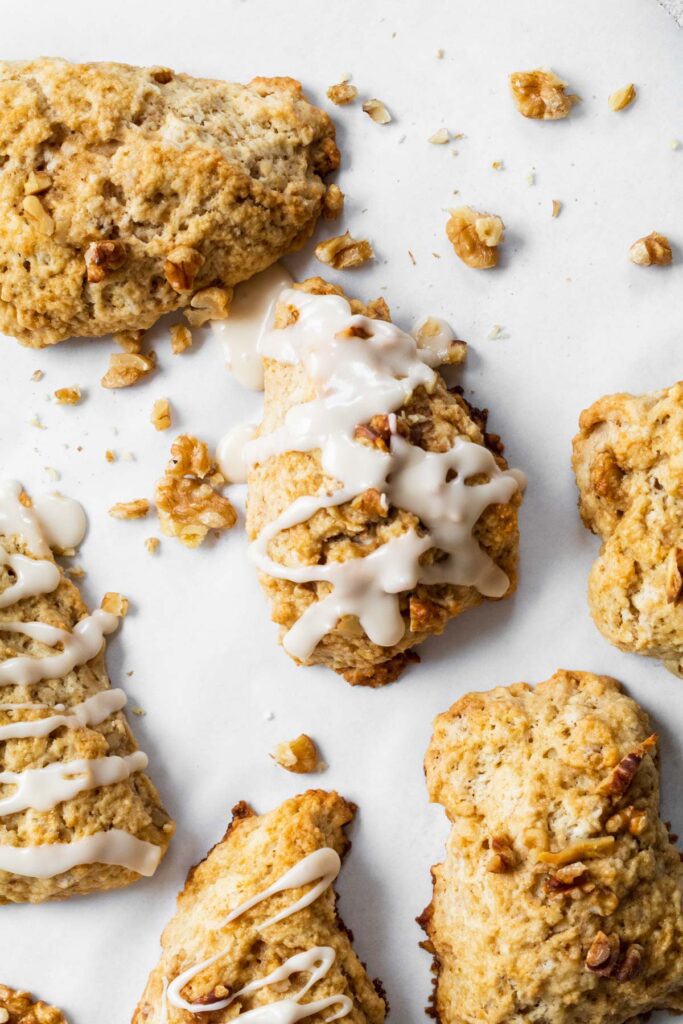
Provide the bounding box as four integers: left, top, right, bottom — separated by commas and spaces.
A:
422, 670, 683, 1024
0, 986, 67, 1024
247, 278, 522, 685
573, 382, 683, 674
133, 790, 386, 1023
0, 59, 338, 347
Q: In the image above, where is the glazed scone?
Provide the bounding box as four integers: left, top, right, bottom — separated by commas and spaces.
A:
573, 382, 683, 675
0, 480, 173, 903
0, 984, 67, 1023
0, 59, 338, 347
246, 278, 524, 686
134, 790, 386, 1023
420, 670, 683, 1024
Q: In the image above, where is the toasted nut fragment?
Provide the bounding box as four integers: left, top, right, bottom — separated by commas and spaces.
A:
170, 323, 193, 354
145, 536, 160, 554
113, 329, 144, 354
354, 413, 392, 451
609, 83, 636, 112
544, 861, 588, 895
322, 184, 345, 220
155, 475, 236, 548
446, 207, 505, 269
105, 449, 116, 463
151, 398, 172, 432
486, 834, 517, 873
102, 592, 129, 616
167, 434, 213, 479
538, 836, 615, 866
315, 231, 374, 270
84, 240, 127, 283
551, 199, 562, 218
605, 806, 648, 835
108, 498, 150, 520
24, 170, 51, 195
586, 931, 621, 974
409, 596, 446, 634
362, 99, 392, 124
101, 352, 156, 389
428, 128, 449, 145
22, 194, 54, 235
164, 245, 205, 292
617, 944, 644, 981
629, 231, 672, 266
54, 386, 81, 405
665, 547, 683, 603
271, 734, 321, 773
327, 81, 358, 105
185, 286, 232, 326
509, 68, 578, 119
598, 735, 657, 797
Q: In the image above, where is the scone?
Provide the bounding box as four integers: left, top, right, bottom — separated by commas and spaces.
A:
420, 670, 683, 1024
0, 479, 173, 902
0, 58, 338, 347
0, 985, 67, 1023
246, 278, 524, 685
134, 790, 386, 1023
573, 382, 683, 675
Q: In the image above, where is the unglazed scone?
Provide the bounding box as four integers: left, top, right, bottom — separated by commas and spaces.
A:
0, 59, 338, 347
134, 790, 386, 1023
573, 382, 683, 675
0, 480, 173, 903
420, 670, 683, 1024
246, 278, 524, 686
0, 985, 67, 1023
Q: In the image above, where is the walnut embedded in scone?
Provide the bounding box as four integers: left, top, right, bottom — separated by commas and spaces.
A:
420, 670, 683, 1024
0, 985, 67, 1023
0, 59, 338, 347
133, 790, 386, 1023
573, 382, 683, 674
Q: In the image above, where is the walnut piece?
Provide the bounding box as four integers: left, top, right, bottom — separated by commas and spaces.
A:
164, 245, 205, 292
605, 806, 648, 836
551, 199, 562, 218
428, 128, 449, 145
486, 834, 517, 873
362, 99, 392, 124
101, 592, 129, 616
609, 84, 636, 112
598, 735, 657, 797
537, 836, 615, 866
145, 537, 160, 554
544, 861, 588, 895
322, 184, 345, 220
315, 231, 374, 270
108, 498, 150, 520
24, 170, 51, 195
271, 734, 321, 774
446, 207, 505, 269
185, 286, 232, 327
155, 475, 236, 548
665, 547, 683, 603
151, 398, 172, 432
85, 240, 127, 283
101, 352, 156, 389
585, 933, 643, 981
327, 82, 358, 105
509, 68, 578, 119
113, 329, 144, 354
167, 434, 213, 479
629, 232, 672, 266
170, 323, 193, 354
54, 386, 81, 405
22, 194, 54, 236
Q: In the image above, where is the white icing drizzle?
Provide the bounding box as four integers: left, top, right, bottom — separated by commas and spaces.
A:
32, 492, 87, 552
0, 481, 50, 557
0, 689, 127, 742
0, 750, 148, 814
0, 545, 60, 609
0, 828, 161, 878
216, 422, 258, 484
0, 611, 118, 688
213, 263, 294, 390
247, 289, 525, 660
164, 847, 353, 1021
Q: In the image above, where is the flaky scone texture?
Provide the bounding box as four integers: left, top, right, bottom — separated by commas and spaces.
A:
421, 670, 683, 1024
0, 59, 338, 347
573, 382, 683, 675
0, 985, 67, 1023
0, 511, 173, 903
134, 790, 386, 1023
247, 278, 521, 686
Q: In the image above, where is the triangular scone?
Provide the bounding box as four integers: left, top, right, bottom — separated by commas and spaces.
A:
134, 790, 386, 1023
0, 984, 67, 1023
573, 382, 683, 675
247, 278, 523, 686
0, 480, 173, 903
421, 670, 683, 1024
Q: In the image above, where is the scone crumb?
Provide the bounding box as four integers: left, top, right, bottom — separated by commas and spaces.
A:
102, 591, 129, 616
30, 369, 44, 382
509, 68, 578, 119
488, 324, 503, 340
185, 286, 232, 327
327, 81, 358, 105
436, 48, 445, 58
428, 128, 449, 145
170, 323, 193, 354
66, 564, 86, 579
315, 232, 374, 270
164, 245, 205, 293
362, 99, 392, 124
322, 184, 345, 220
609, 84, 636, 112
151, 398, 172, 431
105, 449, 117, 463
131, 706, 146, 716
109, 498, 150, 520
113, 329, 144, 354
491, 159, 504, 170
145, 536, 160, 554
446, 207, 505, 269
629, 231, 672, 266
271, 734, 322, 773
54, 386, 82, 405
551, 199, 562, 218
44, 466, 60, 482
101, 352, 156, 389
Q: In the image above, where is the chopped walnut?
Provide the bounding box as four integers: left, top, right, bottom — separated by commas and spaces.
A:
509, 68, 578, 119
155, 475, 236, 548
108, 498, 150, 520
145, 536, 160, 554
354, 414, 392, 451
544, 861, 588, 895
486, 834, 517, 873
113, 329, 144, 354
322, 184, 345, 220
353, 487, 389, 518
446, 207, 505, 269
151, 398, 172, 432
609, 84, 636, 112
315, 231, 374, 270
362, 99, 392, 124
101, 352, 156, 389
164, 245, 205, 292
585, 933, 643, 981
185, 286, 232, 327
551, 199, 562, 218
665, 547, 683, 603
170, 323, 193, 354
85, 240, 127, 283
54, 386, 81, 405
24, 170, 51, 195
271, 734, 321, 773
537, 836, 615, 866
101, 592, 129, 616
327, 81, 358, 105
22, 194, 54, 235
629, 232, 672, 266
605, 806, 648, 836
167, 434, 213, 478
598, 735, 657, 797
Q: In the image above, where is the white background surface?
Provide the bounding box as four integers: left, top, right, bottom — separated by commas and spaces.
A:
0, 1, 682, 1020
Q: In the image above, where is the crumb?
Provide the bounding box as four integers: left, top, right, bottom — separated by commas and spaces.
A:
629, 232, 672, 266
31, 369, 44, 382
322, 184, 345, 220
609, 84, 636, 112
446, 207, 505, 269
271, 734, 322, 774
105, 449, 117, 463
66, 565, 86, 579
671, 139, 681, 151
151, 398, 172, 431
131, 707, 146, 717
102, 592, 129, 616
113, 329, 144, 354
526, 171, 536, 186
428, 129, 449, 145
101, 352, 156, 389
264, 710, 275, 721
44, 466, 60, 481
491, 160, 504, 170
436, 48, 444, 58
108, 498, 150, 520
362, 99, 392, 124
29, 414, 45, 429
552, 199, 562, 218
408, 250, 416, 265
54, 386, 82, 405
327, 81, 358, 106
315, 232, 374, 270
122, 451, 135, 462
170, 323, 193, 355
488, 325, 504, 340
144, 536, 160, 554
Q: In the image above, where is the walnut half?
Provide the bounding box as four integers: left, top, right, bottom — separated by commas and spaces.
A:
315, 232, 374, 270
509, 68, 578, 120
446, 207, 505, 269
629, 232, 672, 267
